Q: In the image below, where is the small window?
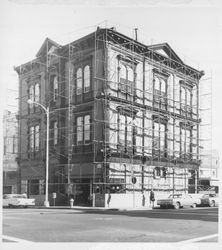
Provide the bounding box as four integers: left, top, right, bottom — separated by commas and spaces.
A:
154, 167, 161, 178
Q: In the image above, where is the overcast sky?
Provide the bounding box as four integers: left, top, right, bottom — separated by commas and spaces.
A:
1, 0, 222, 158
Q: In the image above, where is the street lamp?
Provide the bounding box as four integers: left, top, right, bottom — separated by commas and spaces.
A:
27, 99, 50, 207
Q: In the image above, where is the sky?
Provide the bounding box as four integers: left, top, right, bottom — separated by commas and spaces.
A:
0, 0, 222, 159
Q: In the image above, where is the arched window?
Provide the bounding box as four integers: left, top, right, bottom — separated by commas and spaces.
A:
76, 68, 82, 95
84, 65, 90, 93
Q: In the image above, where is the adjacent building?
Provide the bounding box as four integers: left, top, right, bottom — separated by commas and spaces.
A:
15, 27, 204, 207
3, 110, 19, 194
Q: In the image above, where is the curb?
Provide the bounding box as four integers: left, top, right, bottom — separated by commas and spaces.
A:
34, 206, 154, 211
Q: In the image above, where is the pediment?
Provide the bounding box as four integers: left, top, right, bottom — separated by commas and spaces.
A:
36, 38, 61, 57
148, 43, 183, 64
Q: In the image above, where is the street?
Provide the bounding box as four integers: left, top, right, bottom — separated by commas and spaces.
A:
2, 207, 218, 243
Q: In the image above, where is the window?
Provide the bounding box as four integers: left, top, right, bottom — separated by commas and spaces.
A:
76, 115, 91, 144
118, 114, 133, 149
153, 167, 161, 179
153, 167, 167, 179
154, 75, 167, 110
53, 76, 58, 101
119, 63, 134, 94
29, 125, 40, 153
77, 116, 83, 144
180, 85, 192, 117
84, 115, 90, 143
76, 68, 82, 95
54, 121, 58, 146
153, 122, 166, 152
126, 116, 133, 146
35, 125, 39, 151
119, 114, 126, 146
84, 65, 90, 93
35, 83, 40, 103
181, 127, 192, 158
29, 82, 40, 109
29, 85, 34, 108
30, 126, 35, 152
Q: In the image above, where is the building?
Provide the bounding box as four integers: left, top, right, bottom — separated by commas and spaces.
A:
15, 27, 205, 207
3, 110, 19, 194
199, 149, 219, 193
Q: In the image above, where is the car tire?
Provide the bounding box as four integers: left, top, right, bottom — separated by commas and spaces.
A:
209, 200, 215, 207
192, 203, 197, 208
174, 202, 180, 209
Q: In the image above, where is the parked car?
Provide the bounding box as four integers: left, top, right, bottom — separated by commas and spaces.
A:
157, 194, 201, 209
3, 194, 35, 208
200, 193, 219, 207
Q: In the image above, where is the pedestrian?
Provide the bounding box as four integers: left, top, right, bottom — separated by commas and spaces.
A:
107, 190, 111, 208
142, 193, 145, 207
149, 188, 155, 208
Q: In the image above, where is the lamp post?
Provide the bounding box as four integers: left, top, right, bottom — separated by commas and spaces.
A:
27, 99, 50, 207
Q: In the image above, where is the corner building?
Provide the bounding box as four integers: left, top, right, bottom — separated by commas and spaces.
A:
15, 28, 204, 207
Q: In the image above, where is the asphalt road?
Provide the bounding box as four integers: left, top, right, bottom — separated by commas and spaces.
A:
2, 207, 218, 243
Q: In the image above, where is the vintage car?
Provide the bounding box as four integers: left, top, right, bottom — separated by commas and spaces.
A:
157, 194, 201, 209
200, 193, 219, 207
3, 194, 35, 208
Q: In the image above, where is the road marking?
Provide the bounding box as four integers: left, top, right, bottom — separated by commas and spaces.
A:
95, 217, 113, 220
177, 233, 218, 243
2, 235, 33, 243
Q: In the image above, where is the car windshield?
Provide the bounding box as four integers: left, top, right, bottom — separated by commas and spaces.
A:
168, 194, 182, 199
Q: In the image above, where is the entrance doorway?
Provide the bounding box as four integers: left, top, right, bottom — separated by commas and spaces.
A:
71, 178, 91, 206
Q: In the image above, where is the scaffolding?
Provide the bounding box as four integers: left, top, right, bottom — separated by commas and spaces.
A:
92, 25, 211, 206
14, 24, 212, 206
